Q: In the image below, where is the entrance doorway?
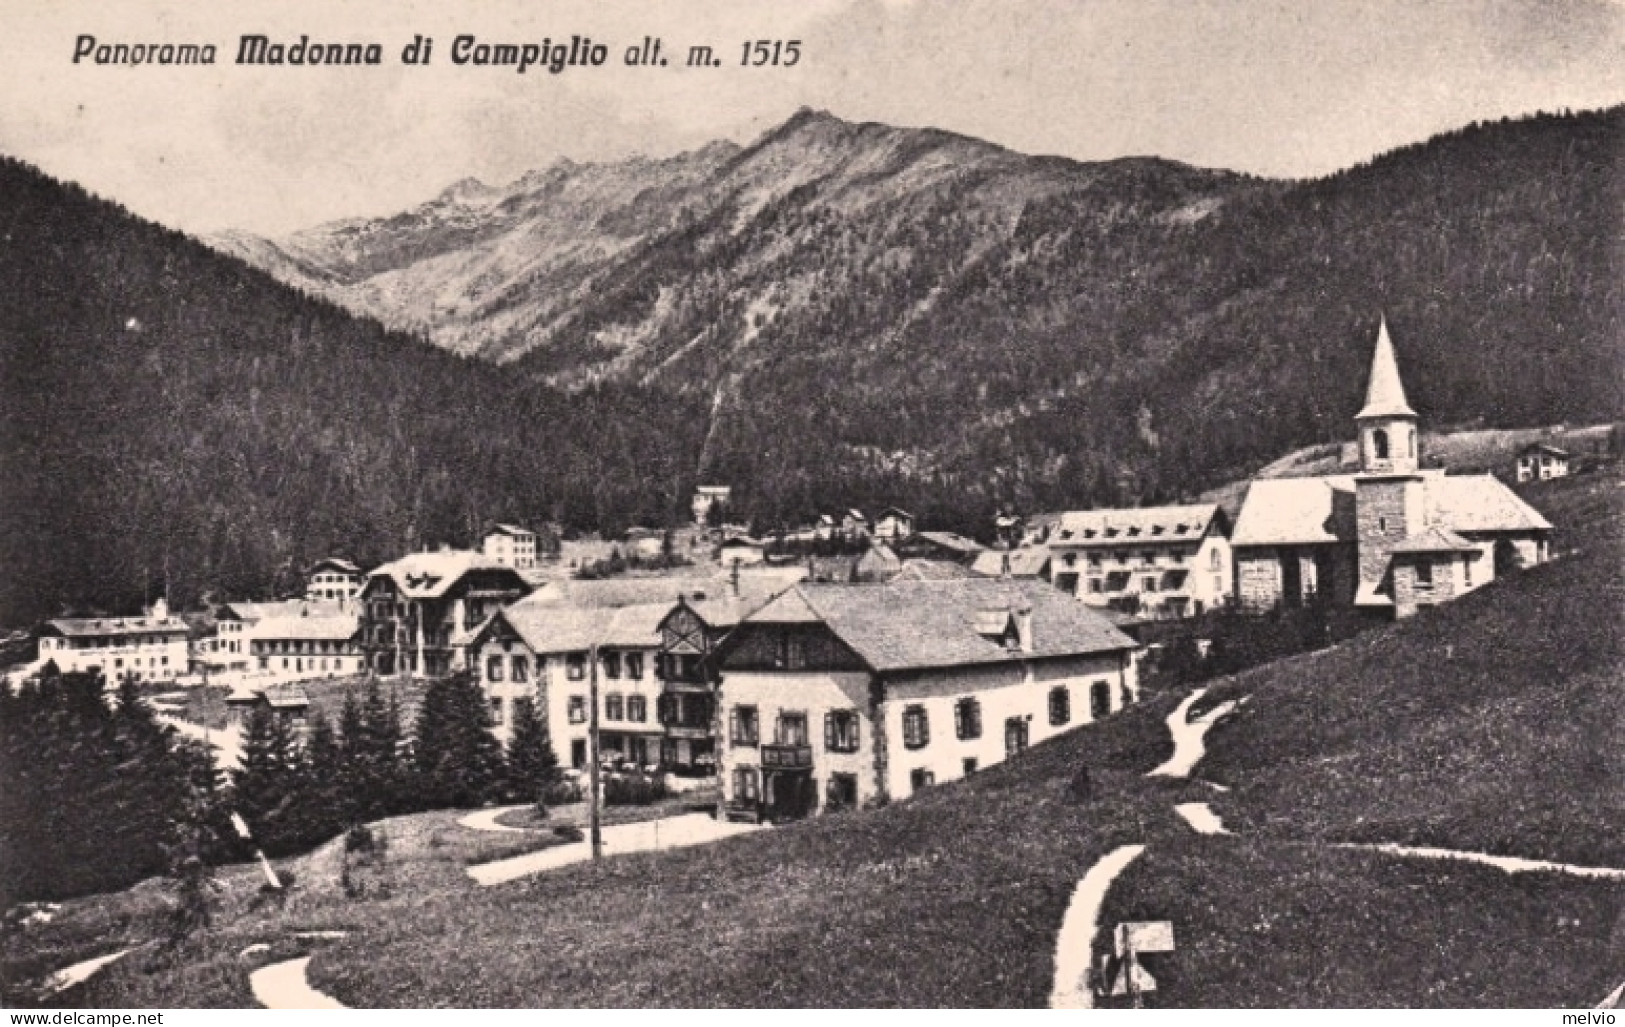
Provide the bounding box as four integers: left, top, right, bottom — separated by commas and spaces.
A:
762, 770, 816, 822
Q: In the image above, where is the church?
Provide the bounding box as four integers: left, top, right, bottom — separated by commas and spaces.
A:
1230, 319, 1552, 619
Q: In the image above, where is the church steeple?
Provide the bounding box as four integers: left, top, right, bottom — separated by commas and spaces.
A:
1355, 316, 1419, 474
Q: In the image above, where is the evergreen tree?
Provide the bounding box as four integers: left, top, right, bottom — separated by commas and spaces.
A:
231, 705, 305, 855
506, 697, 559, 804
413, 671, 506, 808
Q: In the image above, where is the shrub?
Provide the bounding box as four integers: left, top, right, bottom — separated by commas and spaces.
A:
604, 772, 670, 807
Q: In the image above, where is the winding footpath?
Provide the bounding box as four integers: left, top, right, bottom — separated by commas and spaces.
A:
458, 804, 538, 834
249, 957, 346, 1009
41, 948, 133, 997
1050, 845, 1147, 1009
1147, 688, 1240, 780
467, 812, 760, 886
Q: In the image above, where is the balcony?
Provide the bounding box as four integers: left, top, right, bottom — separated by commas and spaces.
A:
760, 744, 813, 770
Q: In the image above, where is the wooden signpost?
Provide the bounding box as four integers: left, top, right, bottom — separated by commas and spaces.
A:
1098, 920, 1175, 1007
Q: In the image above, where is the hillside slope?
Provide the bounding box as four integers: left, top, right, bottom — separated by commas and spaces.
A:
221, 107, 1625, 524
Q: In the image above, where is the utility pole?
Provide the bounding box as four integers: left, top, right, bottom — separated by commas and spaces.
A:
588, 641, 603, 862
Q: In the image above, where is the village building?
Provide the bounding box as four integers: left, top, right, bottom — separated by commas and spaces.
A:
1514, 443, 1570, 483
359, 549, 532, 677
470, 602, 668, 771
1045, 504, 1233, 618
873, 507, 915, 541
36, 599, 190, 683
481, 525, 540, 570
713, 579, 1139, 822
225, 682, 311, 729
305, 558, 363, 605
692, 485, 732, 525
717, 536, 766, 567
248, 601, 364, 681
1231, 319, 1553, 619
841, 509, 871, 541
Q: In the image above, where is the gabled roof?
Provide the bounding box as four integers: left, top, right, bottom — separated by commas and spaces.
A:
44, 614, 191, 639
913, 531, 984, 556
1426, 475, 1552, 532
261, 683, 311, 709
969, 547, 1052, 578
1390, 526, 1481, 555
220, 600, 308, 623
1355, 317, 1417, 420
481, 601, 669, 655
1049, 504, 1226, 548
877, 507, 913, 521
1519, 443, 1569, 458
742, 579, 1137, 673
308, 557, 361, 575
254, 605, 360, 642
486, 524, 534, 539
366, 550, 523, 599
894, 559, 978, 581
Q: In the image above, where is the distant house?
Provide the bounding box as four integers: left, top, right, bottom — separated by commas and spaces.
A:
1046, 504, 1233, 619
993, 514, 1024, 550
873, 508, 915, 541
305, 558, 363, 605
841, 509, 870, 541
713, 579, 1140, 822
855, 543, 902, 582
1231, 319, 1552, 619
624, 527, 666, 560
225, 682, 311, 729
36, 599, 189, 683
482, 525, 539, 570
813, 514, 838, 541
969, 547, 1052, 581
1514, 443, 1569, 483
359, 549, 533, 677
718, 537, 766, 567
692, 485, 732, 525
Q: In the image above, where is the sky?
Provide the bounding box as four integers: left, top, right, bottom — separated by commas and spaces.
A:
1, 0, 1621, 236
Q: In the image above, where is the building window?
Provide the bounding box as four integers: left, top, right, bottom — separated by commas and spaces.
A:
1373, 428, 1389, 460
566, 653, 586, 680
777, 710, 809, 746
489, 697, 505, 725
626, 652, 644, 679
605, 693, 624, 721
1142, 551, 1156, 566
910, 768, 935, 793
902, 705, 930, 749
604, 651, 622, 679
732, 767, 761, 804
627, 695, 647, 722
1049, 687, 1071, 726
567, 696, 587, 724
954, 697, 982, 740
1088, 578, 1103, 594
1090, 681, 1112, 720
1087, 553, 1102, 568
1463, 557, 1473, 587
825, 709, 860, 752
1005, 717, 1029, 756
776, 635, 807, 670
1415, 559, 1434, 589
730, 705, 759, 746
486, 655, 504, 682
826, 773, 858, 810
511, 655, 528, 682
1142, 576, 1158, 592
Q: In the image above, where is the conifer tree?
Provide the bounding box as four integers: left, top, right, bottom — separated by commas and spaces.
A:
506, 697, 559, 804
232, 705, 305, 855
413, 671, 505, 808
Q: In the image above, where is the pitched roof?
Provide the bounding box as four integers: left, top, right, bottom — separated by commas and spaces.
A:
308, 557, 361, 575
1049, 504, 1224, 547
1231, 477, 1357, 546
744, 579, 1136, 673
894, 559, 978, 581
253, 606, 360, 642
44, 614, 191, 638
1355, 317, 1418, 420
221, 599, 308, 623
261, 683, 310, 709
486, 524, 534, 538
914, 531, 985, 555
1391, 526, 1481, 555
969, 547, 1052, 578
878, 507, 913, 520
486, 601, 673, 654
367, 550, 520, 599
1231, 471, 1551, 547
1519, 443, 1569, 458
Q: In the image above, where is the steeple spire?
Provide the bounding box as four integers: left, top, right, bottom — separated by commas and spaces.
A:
1356, 316, 1416, 420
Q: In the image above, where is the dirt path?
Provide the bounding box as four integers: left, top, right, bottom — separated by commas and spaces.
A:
249, 956, 346, 1009
466, 812, 760, 886
458, 804, 537, 833
158, 714, 243, 772
1342, 842, 1625, 882
1172, 802, 1229, 835
1050, 844, 1147, 1009
1147, 688, 1239, 780
41, 948, 133, 996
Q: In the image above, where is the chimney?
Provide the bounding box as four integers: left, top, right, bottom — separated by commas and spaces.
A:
149, 597, 169, 621
1000, 552, 1012, 580
1013, 606, 1033, 653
